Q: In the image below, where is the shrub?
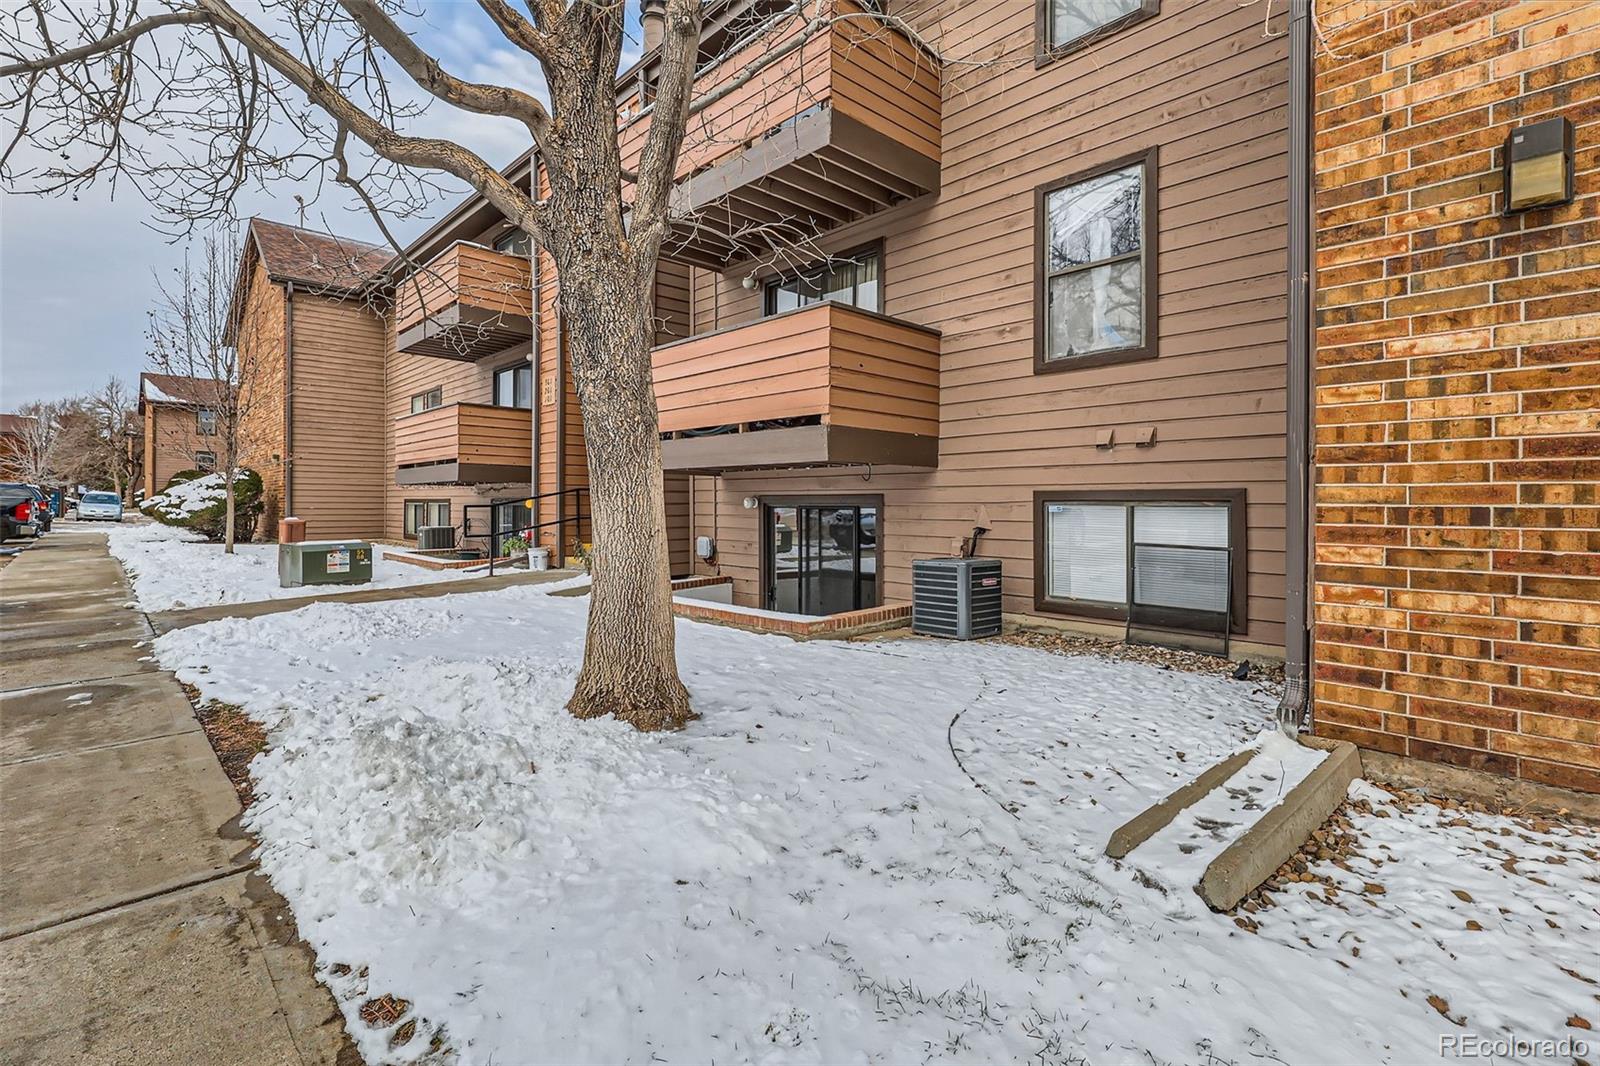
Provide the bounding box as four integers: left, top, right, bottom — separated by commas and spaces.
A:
141, 469, 265, 542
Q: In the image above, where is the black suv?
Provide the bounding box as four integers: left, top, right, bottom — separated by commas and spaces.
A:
0, 483, 42, 541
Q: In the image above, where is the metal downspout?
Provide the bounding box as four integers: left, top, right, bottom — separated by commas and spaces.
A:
284, 280, 295, 519
1279, 0, 1314, 731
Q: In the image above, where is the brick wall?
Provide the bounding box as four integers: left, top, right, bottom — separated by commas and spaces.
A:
1311, 0, 1600, 793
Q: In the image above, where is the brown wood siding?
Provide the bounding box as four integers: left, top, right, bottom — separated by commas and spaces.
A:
616, 0, 938, 186
236, 259, 288, 536
680, 0, 1291, 650
664, 472, 693, 577
652, 303, 941, 436
382, 293, 533, 543
395, 403, 533, 467
393, 242, 533, 333
144, 405, 210, 498
288, 292, 388, 539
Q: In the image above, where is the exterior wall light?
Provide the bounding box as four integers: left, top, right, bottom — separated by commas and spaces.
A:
1505, 117, 1574, 213
742, 496, 759, 509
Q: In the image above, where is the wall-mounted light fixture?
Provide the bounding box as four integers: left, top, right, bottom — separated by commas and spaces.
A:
1505, 117, 1575, 213
742, 496, 759, 510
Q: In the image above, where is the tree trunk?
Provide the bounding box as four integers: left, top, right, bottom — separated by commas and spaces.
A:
561, 268, 693, 731
223, 461, 237, 553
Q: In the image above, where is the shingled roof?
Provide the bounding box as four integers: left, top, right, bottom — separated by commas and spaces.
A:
247, 218, 394, 292
0, 413, 36, 436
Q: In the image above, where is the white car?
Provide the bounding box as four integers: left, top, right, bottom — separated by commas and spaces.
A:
77, 491, 124, 521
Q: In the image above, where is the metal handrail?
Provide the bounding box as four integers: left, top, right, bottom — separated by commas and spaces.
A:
460, 487, 588, 576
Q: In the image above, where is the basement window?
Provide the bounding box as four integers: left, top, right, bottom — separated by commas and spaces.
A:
195, 451, 217, 472
1034, 490, 1243, 634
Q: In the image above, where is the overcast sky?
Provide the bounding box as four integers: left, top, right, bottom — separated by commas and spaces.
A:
0, 3, 642, 411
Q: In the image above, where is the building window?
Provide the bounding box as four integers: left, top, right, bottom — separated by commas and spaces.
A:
764, 245, 881, 316
403, 499, 450, 537
494, 229, 533, 256
197, 409, 218, 435
411, 387, 443, 415
1039, 0, 1158, 60
493, 363, 532, 409
1034, 490, 1243, 632
194, 450, 217, 471
1035, 148, 1157, 373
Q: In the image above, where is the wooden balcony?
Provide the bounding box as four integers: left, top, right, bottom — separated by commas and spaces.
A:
394, 403, 532, 485
651, 302, 940, 472
394, 242, 533, 360
619, 0, 941, 269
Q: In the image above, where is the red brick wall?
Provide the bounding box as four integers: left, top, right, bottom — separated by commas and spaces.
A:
1311, 0, 1600, 794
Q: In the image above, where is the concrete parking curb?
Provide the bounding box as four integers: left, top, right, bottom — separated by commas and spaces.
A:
1104, 748, 1256, 859
1196, 736, 1362, 912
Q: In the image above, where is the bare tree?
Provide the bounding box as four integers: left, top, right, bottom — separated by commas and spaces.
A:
145, 227, 263, 553
0, 0, 943, 730
0, 401, 67, 485
69, 377, 140, 499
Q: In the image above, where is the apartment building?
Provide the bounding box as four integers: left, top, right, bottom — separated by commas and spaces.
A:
245, 0, 1597, 793
138, 373, 222, 500
230, 218, 392, 539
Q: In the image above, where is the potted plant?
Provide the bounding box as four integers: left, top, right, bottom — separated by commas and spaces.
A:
500, 533, 530, 561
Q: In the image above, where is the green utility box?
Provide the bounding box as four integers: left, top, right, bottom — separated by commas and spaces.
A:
278, 540, 373, 588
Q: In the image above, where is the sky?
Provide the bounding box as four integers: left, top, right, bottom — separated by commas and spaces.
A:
0, 2, 643, 411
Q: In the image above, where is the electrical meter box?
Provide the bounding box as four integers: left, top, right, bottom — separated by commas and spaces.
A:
278, 540, 373, 588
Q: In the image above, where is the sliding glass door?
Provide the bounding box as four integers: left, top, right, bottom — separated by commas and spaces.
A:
766, 501, 879, 616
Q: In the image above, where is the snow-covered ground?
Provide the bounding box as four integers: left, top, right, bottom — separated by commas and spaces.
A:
106, 522, 495, 612
153, 585, 1600, 1065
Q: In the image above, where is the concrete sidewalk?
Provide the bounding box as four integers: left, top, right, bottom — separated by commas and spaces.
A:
148, 562, 578, 633
0, 531, 353, 1066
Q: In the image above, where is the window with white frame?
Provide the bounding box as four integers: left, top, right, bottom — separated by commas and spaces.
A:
1038, 150, 1154, 369
197, 408, 218, 435
194, 450, 217, 471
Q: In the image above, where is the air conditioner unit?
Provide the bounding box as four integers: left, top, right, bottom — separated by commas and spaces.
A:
417, 525, 456, 551
912, 558, 1003, 640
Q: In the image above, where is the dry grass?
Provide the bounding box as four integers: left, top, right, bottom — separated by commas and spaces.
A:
992, 627, 1286, 687
181, 681, 267, 806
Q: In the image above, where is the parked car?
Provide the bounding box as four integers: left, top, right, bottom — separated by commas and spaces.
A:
0, 483, 41, 542
77, 491, 124, 522
24, 486, 52, 532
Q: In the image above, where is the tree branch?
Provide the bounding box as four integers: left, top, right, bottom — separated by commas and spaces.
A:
0, 8, 210, 77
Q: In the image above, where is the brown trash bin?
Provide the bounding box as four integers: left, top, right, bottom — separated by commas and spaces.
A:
279, 517, 307, 543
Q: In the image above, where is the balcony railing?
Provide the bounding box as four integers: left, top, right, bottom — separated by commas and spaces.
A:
651, 301, 939, 472
619, 0, 941, 268
394, 402, 532, 485
394, 242, 533, 361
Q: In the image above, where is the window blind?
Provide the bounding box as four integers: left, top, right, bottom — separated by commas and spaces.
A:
1044, 503, 1127, 605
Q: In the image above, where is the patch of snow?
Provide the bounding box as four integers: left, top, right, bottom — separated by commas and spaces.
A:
152, 588, 1600, 1065
139, 470, 244, 521
106, 523, 497, 612
1125, 730, 1326, 894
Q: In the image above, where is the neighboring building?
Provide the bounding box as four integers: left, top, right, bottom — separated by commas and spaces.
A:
1310, 1, 1600, 793
0, 413, 33, 481
138, 373, 222, 499
229, 218, 393, 539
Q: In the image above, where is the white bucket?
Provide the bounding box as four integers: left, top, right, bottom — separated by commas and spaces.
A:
528, 547, 550, 571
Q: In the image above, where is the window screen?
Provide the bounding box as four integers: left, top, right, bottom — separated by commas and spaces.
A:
1132, 504, 1230, 615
